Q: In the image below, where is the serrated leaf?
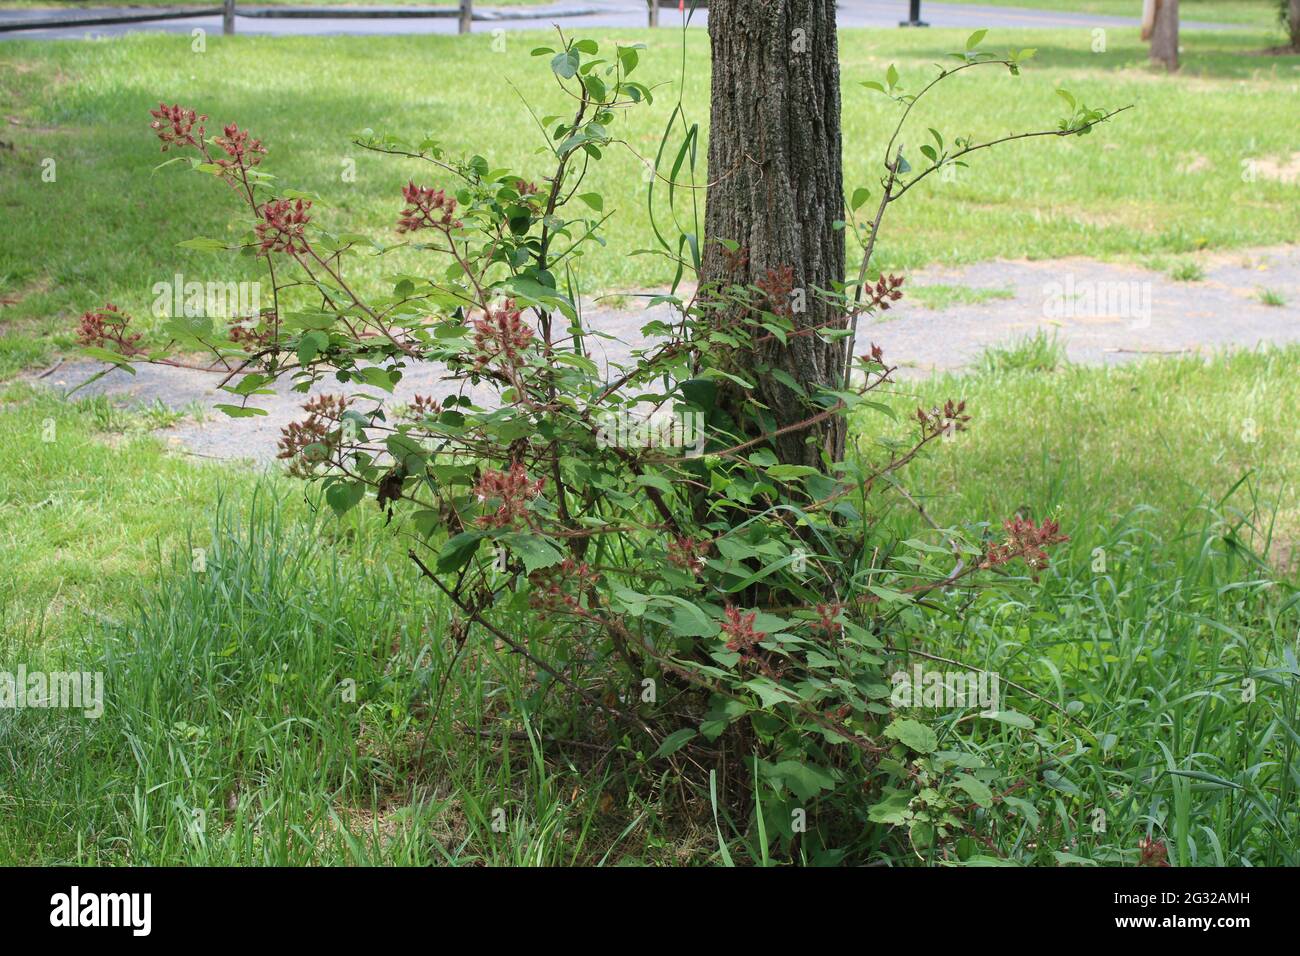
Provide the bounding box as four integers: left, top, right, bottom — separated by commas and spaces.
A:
884, 717, 938, 753
954, 774, 993, 808
498, 532, 563, 573
436, 531, 483, 573
984, 710, 1035, 730
867, 788, 913, 825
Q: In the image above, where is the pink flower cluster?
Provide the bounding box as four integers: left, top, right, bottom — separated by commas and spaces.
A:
981, 515, 1070, 576
474, 462, 544, 528
721, 605, 765, 657
396, 181, 461, 234
256, 199, 312, 255
471, 299, 534, 368
76, 303, 143, 356
149, 103, 206, 152
213, 123, 266, 175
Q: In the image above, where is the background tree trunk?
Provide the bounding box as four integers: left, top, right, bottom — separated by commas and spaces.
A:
701, 0, 845, 467
459, 0, 472, 34
222, 0, 234, 35
1289, 0, 1300, 50
647, 0, 659, 27
1149, 0, 1179, 71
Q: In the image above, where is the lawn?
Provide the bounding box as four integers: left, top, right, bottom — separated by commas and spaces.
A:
934, 0, 1285, 29
1, 20, 1298, 868
2, 344, 1297, 864
2, 26, 1298, 377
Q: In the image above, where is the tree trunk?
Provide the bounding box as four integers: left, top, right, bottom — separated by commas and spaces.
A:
1289, 0, 1300, 50
701, 0, 845, 467
459, 0, 472, 34
1149, 0, 1178, 71
647, 0, 659, 27
222, 0, 234, 35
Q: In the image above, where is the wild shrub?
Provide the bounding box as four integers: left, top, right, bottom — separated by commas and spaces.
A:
79, 33, 1117, 862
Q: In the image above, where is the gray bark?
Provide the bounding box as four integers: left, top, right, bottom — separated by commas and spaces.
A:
459, 0, 472, 34
1150, 0, 1179, 71
223, 0, 234, 35
701, 0, 846, 467
1289, 0, 1300, 49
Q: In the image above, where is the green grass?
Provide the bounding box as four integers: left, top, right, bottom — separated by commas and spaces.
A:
908, 283, 1014, 310
1169, 258, 1206, 281
976, 328, 1067, 373
2, 27, 1298, 377
930, 0, 1284, 30
0, 383, 270, 644
2, 347, 1296, 864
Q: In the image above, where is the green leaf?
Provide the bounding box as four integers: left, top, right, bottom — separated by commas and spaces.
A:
498, 532, 563, 573
80, 346, 136, 370
577, 192, 604, 212
436, 532, 484, 573
296, 330, 329, 365
966, 29, 987, 50
551, 50, 579, 79
770, 760, 836, 802
616, 45, 640, 76
850, 186, 871, 211
884, 717, 938, 753
325, 480, 365, 517
652, 728, 696, 758
867, 789, 913, 825
635, 474, 674, 495
175, 237, 229, 252
214, 404, 266, 418
954, 774, 993, 808
984, 710, 1035, 730
885, 64, 899, 89
743, 679, 799, 709
765, 464, 820, 481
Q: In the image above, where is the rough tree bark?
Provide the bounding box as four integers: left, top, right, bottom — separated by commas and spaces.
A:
1145, 0, 1179, 71
701, 0, 846, 467
1288, 0, 1300, 50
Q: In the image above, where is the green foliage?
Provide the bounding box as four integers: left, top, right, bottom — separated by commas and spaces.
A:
64, 32, 1138, 864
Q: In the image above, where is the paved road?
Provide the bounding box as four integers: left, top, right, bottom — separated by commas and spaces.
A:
34, 245, 1300, 464
0, 0, 1245, 40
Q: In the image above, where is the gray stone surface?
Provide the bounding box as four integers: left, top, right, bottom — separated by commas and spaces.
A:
32, 245, 1300, 465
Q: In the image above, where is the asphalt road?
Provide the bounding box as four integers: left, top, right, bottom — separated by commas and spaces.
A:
0, 0, 1245, 41
34, 245, 1300, 464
